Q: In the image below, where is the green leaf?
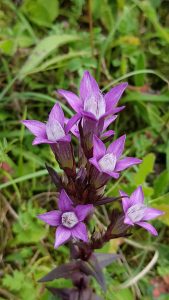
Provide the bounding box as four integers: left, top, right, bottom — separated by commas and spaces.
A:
21, 0, 59, 27
0, 39, 15, 56
3, 271, 25, 292
2, 271, 39, 300
12, 202, 48, 245
19, 34, 79, 78
154, 170, 169, 197
153, 204, 169, 226
134, 53, 146, 86
147, 104, 163, 131
108, 288, 133, 300
123, 92, 169, 103
134, 153, 155, 185
138, 1, 169, 43
150, 193, 169, 205
25, 50, 90, 74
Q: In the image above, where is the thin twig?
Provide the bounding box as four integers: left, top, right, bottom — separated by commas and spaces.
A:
118, 249, 142, 298
88, 0, 94, 56
117, 250, 159, 289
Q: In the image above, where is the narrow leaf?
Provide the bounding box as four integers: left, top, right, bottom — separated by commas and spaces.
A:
45, 164, 62, 187
95, 253, 120, 268
38, 262, 77, 282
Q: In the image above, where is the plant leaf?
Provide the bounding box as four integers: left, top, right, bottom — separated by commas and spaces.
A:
95, 253, 120, 268
45, 164, 62, 188
38, 262, 78, 282
80, 255, 106, 291
19, 34, 79, 78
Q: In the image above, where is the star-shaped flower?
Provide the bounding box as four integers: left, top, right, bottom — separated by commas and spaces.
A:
58, 71, 127, 122
22, 103, 78, 145
120, 186, 164, 236
89, 135, 142, 179
37, 189, 94, 248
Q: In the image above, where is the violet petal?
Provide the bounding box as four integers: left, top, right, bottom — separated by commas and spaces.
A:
101, 130, 115, 138
130, 186, 144, 206
79, 70, 100, 102
136, 221, 158, 236
104, 82, 128, 111
71, 222, 88, 242
115, 157, 142, 171
119, 190, 130, 213
107, 135, 126, 158
103, 115, 117, 131
32, 137, 55, 145
75, 204, 94, 221
65, 113, 81, 134
54, 225, 71, 248
93, 135, 106, 159
89, 157, 101, 171
37, 210, 61, 226
58, 89, 82, 113
22, 120, 46, 137
48, 103, 65, 128
143, 208, 164, 221
58, 189, 73, 211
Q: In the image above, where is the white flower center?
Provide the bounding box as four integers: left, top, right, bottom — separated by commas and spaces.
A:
61, 212, 78, 228
46, 120, 65, 142
98, 153, 117, 173
127, 204, 146, 223
84, 93, 106, 119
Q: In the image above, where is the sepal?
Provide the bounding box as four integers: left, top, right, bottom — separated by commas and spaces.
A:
45, 164, 62, 188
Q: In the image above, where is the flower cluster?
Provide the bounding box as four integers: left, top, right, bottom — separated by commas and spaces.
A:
22, 71, 164, 298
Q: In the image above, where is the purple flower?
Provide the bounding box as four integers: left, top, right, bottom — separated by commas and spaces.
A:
67, 115, 116, 140
120, 186, 164, 236
37, 189, 94, 248
58, 71, 127, 122
22, 103, 78, 145
89, 135, 142, 179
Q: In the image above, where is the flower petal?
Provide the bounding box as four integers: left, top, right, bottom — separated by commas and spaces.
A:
107, 135, 126, 158
119, 190, 130, 213
48, 103, 65, 128
143, 208, 164, 221
32, 137, 55, 145
75, 204, 94, 221
89, 157, 101, 171
105, 106, 125, 117
71, 222, 88, 242
83, 93, 106, 120
103, 115, 117, 131
58, 89, 82, 113
104, 82, 128, 111
54, 225, 71, 248
46, 120, 65, 142
124, 215, 134, 226
37, 210, 61, 226
58, 189, 73, 211
115, 157, 142, 171
102, 170, 120, 179
79, 70, 100, 101
81, 110, 97, 121
101, 130, 115, 138
58, 134, 71, 142
22, 120, 46, 137
65, 113, 81, 134
130, 186, 144, 206
70, 123, 80, 138
93, 135, 106, 159
136, 221, 158, 236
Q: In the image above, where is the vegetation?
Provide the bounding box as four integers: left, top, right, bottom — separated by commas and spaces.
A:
0, 0, 169, 299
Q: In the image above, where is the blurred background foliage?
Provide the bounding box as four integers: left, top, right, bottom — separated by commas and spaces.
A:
0, 0, 169, 299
